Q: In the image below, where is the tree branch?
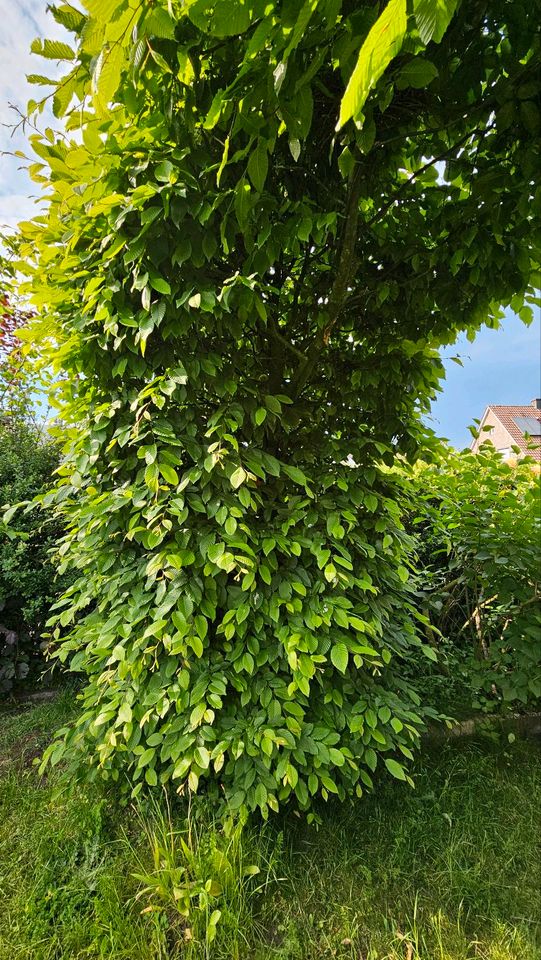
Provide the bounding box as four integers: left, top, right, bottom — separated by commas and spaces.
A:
269, 317, 306, 361
290, 161, 363, 399
366, 122, 496, 229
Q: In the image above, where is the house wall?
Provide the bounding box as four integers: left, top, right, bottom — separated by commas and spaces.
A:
471, 409, 514, 455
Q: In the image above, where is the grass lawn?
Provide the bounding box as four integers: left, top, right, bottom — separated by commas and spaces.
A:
0, 693, 539, 960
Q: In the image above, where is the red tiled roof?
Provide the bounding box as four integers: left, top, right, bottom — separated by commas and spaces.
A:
485, 405, 541, 461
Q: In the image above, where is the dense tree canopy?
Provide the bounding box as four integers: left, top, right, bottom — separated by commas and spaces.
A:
17, 0, 541, 815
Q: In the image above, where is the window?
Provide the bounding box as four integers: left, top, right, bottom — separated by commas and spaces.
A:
513, 416, 541, 437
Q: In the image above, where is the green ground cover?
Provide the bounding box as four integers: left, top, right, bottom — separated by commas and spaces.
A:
0, 694, 539, 960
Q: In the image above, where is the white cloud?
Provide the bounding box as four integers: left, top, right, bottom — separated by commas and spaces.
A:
0, 0, 70, 229
0, 191, 43, 233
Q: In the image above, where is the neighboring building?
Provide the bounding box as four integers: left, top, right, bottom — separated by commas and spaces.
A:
471, 399, 541, 462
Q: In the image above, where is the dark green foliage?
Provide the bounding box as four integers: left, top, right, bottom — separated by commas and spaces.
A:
411, 445, 541, 711
19, 0, 541, 815
0, 422, 63, 694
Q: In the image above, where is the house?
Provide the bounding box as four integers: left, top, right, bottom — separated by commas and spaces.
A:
471, 399, 541, 462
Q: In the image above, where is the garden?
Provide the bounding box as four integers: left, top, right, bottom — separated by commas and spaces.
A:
0, 0, 540, 957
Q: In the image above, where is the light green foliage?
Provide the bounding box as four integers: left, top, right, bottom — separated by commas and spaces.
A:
412, 445, 541, 710
17, 1, 541, 815
338, 0, 408, 129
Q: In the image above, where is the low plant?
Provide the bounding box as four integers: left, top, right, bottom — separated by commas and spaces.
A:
129, 797, 275, 958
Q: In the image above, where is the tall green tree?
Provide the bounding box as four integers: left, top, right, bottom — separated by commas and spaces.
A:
20, 0, 540, 816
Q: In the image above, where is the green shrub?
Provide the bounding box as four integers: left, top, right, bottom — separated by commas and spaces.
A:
0, 421, 63, 694
21, 0, 540, 817
411, 444, 541, 711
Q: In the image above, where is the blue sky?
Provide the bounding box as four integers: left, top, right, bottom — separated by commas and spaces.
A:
429, 313, 541, 449
1, 2, 540, 447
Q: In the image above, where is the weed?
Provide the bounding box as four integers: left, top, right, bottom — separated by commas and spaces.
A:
127, 795, 273, 958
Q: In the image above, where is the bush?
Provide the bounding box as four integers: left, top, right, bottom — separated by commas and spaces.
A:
23, 0, 540, 817
0, 421, 63, 694
411, 444, 541, 712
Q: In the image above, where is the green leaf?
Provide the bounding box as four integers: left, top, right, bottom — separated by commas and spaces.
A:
225, 516, 237, 535
190, 635, 204, 658
188, 0, 266, 37
138, 748, 155, 768
234, 178, 252, 231
195, 615, 208, 639
330, 643, 348, 673
159, 463, 179, 485
194, 746, 210, 769
92, 44, 124, 116
396, 58, 439, 90
118, 702, 132, 724
27, 74, 57, 86
283, 0, 318, 58
255, 407, 267, 426
150, 276, 171, 294
31, 38, 75, 60
155, 160, 175, 183
144, 462, 159, 489
208, 908, 222, 941
364, 747, 378, 771
148, 45, 172, 74
338, 146, 355, 179
228, 789, 246, 810
338, 0, 407, 129
283, 465, 308, 486
2, 504, 19, 524
247, 139, 268, 193
208, 542, 225, 563
144, 7, 176, 39
289, 138, 301, 162
385, 757, 407, 781
216, 135, 230, 185
324, 563, 336, 583
264, 395, 281, 414
414, 0, 457, 44
230, 466, 247, 489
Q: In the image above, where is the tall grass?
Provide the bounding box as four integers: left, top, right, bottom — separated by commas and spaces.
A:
0, 696, 539, 959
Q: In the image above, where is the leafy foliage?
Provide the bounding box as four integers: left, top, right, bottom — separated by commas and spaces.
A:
0, 420, 64, 694
17, 0, 541, 815
412, 445, 541, 711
